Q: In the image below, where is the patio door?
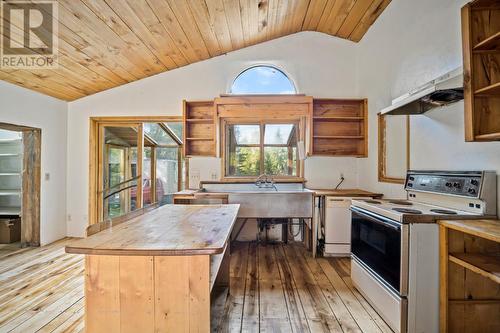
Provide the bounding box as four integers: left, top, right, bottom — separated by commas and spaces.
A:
98, 124, 143, 222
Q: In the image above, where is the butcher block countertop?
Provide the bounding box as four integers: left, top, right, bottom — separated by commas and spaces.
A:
307, 188, 383, 198
65, 204, 240, 256
438, 219, 500, 243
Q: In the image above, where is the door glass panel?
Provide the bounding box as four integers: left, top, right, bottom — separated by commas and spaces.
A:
156, 147, 179, 205
102, 126, 139, 220
143, 147, 152, 206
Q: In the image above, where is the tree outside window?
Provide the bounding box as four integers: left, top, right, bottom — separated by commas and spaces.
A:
225, 122, 298, 178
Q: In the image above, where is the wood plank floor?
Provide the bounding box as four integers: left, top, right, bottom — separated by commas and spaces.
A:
0, 239, 392, 333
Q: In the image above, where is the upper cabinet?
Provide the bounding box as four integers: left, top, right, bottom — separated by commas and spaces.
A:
462, 0, 500, 141
311, 99, 368, 157
183, 96, 369, 158
183, 100, 216, 157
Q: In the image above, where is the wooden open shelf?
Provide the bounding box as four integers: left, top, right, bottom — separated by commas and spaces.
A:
439, 218, 500, 333
475, 132, 500, 140
474, 82, 500, 96
313, 116, 364, 121
462, 1, 500, 142
185, 118, 214, 123
450, 253, 500, 284
183, 100, 216, 157
311, 99, 368, 156
473, 31, 500, 51
313, 135, 364, 139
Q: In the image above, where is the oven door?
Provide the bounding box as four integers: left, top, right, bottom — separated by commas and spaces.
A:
351, 206, 408, 296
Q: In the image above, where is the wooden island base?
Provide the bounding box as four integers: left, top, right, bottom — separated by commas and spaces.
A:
66, 205, 238, 333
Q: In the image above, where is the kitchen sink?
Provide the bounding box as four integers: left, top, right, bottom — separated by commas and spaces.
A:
200, 183, 313, 218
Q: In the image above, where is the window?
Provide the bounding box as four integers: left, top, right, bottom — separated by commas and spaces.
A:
98, 120, 184, 222
230, 65, 296, 94
225, 121, 299, 178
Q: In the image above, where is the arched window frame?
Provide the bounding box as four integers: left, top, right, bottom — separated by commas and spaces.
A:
228, 65, 298, 95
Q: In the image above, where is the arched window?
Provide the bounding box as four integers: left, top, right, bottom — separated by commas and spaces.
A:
230, 65, 296, 94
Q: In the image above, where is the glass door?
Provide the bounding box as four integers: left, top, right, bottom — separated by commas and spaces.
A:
99, 124, 142, 222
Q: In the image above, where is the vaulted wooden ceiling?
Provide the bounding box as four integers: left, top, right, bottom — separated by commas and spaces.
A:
0, 0, 391, 101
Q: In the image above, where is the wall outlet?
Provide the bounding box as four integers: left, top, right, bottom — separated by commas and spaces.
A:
67, 214, 72, 222
45, 173, 50, 181
210, 172, 218, 180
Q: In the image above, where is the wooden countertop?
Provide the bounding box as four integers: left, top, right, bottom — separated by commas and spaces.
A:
173, 189, 228, 200
306, 188, 383, 198
65, 204, 240, 256
439, 219, 500, 243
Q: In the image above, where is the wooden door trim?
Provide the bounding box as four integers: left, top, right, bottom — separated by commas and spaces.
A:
0, 122, 41, 247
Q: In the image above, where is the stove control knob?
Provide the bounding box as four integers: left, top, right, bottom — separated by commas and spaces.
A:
468, 188, 476, 195
409, 176, 415, 181
445, 182, 452, 187
470, 179, 479, 186
453, 182, 461, 188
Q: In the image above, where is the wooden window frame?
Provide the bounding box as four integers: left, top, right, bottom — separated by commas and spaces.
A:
220, 118, 304, 181
378, 113, 410, 184
89, 116, 183, 227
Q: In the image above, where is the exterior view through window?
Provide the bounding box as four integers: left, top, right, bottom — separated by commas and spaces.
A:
230, 65, 296, 94
225, 122, 298, 177
102, 122, 184, 221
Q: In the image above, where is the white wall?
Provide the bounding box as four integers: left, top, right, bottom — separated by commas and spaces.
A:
67, 32, 361, 237
0, 80, 68, 245
357, 0, 500, 209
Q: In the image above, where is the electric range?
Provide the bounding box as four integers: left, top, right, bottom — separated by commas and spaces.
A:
349, 170, 497, 333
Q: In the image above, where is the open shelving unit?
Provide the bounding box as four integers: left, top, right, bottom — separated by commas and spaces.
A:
311, 99, 368, 156
439, 219, 500, 333
183, 100, 216, 157
462, 0, 500, 141
0, 136, 22, 218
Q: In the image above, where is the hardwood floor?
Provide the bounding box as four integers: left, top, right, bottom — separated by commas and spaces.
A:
0, 239, 392, 333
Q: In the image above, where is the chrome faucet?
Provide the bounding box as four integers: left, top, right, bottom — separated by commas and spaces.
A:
255, 174, 277, 190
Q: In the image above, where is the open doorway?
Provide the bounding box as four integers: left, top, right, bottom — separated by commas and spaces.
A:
0, 123, 41, 249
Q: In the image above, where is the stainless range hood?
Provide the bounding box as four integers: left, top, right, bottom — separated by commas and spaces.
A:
380, 67, 463, 115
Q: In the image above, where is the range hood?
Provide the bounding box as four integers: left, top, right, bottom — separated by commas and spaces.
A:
380, 67, 463, 115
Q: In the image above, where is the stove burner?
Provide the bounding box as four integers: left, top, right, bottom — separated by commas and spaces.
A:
364, 200, 382, 204
392, 208, 423, 214
389, 200, 413, 206
430, 209, 458, 215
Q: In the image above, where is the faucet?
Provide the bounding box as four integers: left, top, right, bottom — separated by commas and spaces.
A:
255, 174, 277, 191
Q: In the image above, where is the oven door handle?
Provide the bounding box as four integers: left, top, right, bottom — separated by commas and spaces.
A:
350, 207, 401, 231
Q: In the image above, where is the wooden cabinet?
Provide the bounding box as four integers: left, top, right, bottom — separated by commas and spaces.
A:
183, 97, 369, 158
462, 1, 500, 141
311, 99, 368, 156
439, 219, 500, 333
183, 100, 216, 156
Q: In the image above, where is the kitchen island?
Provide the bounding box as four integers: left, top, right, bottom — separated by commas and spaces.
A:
66, 204, 240, 333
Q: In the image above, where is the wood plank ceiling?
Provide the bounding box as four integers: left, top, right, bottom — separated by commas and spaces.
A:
0, 0, 391, 101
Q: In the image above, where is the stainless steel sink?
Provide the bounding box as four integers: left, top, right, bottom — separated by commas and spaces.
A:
200, 183, 313, 218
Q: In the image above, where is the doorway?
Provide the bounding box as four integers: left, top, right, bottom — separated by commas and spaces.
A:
0, 123, 41, 248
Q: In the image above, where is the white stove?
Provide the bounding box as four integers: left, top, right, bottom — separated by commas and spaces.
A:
349, 170, 497, 333
351, 198, 481, 223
